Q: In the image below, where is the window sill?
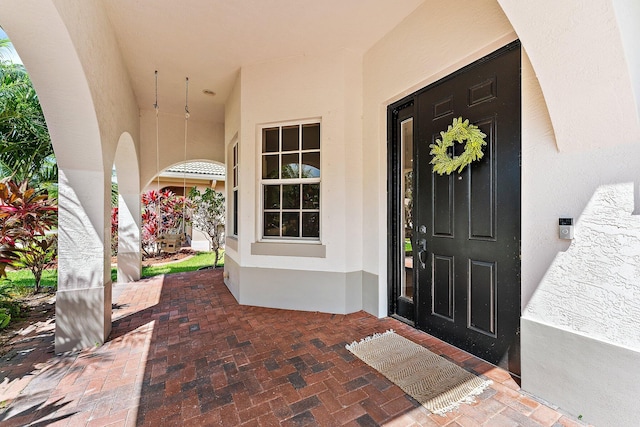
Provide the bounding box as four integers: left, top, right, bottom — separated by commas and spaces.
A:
251, 241, 326, 258
226, 236, 238, 251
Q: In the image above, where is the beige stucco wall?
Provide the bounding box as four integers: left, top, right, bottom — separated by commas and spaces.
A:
225, 74, 242, 148
498, 0, 640, 153
53, 2, 140, 171
520, 55, 640, 306
517, 3, 640, 420
520, 52, 639, 423
224, 73, 241, 279
224, 49, 364, 311
613, 0, 640, 133
236, 49, 363, 272
139, 110, 225, 187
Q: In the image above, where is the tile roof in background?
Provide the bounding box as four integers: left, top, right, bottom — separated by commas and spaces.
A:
163, 161, 225, 179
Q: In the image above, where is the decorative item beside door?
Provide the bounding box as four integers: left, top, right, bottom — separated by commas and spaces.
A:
429, 116, 487, 175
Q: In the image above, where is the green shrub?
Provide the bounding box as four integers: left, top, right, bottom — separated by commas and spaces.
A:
0, 281, 20, 327
0, 281, 12, 300
14, 235, 57, 293
0, 178, 57, 294
0, 309, 10, 329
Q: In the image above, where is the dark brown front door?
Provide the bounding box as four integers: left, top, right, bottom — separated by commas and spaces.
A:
389, 41, 522, 375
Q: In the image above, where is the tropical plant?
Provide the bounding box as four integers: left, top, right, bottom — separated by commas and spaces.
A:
0, 308, 9, 329
0, 179, 57, 234
110, 179, 118, 256
140, 189, 192, 258
111, 206, 119, 256
13, 236, 56, 293
0, 281, 19, 330
0, 38, 12, 58
0, 241, 20, 279
188, 187, 225, 267
0, 37, 56, 189
0, 180, 23, 278
0, 179, 22, 278
0, 178, 57, 293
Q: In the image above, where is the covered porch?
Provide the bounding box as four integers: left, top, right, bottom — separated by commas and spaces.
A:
0, 0, 639, 424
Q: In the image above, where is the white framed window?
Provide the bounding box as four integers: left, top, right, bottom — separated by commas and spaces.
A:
260, 120, 320, 240
231, 141, 239, 236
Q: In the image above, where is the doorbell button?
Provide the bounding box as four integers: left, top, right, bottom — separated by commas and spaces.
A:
559, 218, 574, 240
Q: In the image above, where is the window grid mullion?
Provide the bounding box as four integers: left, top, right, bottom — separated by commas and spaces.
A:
298, 126, 302, 179
299, 183, 303, 220
278, 126, 282, 180
279, 183, 284, 238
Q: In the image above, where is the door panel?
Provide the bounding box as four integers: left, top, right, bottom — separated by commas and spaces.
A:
432, 255, 454, 320
469, 119, 496, 240
433, 174, 454, 236
412, 43, 521, 374
469, 259, 496, 336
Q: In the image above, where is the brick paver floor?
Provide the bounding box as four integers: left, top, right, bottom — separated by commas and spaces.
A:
0, 269, 590, 426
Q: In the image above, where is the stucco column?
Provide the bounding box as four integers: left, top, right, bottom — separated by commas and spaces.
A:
117, 191, 141, 282
55, 169, 112, 353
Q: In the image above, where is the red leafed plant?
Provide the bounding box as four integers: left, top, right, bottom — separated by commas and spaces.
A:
111, 207, 118, 257
139, 189, 192, 258
0, 178, 57, 292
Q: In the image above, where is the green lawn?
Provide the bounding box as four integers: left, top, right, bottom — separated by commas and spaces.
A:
139, 250, 223, 278
3, 269, 57, 296
4, 250, 224, 296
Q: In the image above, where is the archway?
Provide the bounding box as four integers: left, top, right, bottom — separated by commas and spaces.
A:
143, 159, 226, 253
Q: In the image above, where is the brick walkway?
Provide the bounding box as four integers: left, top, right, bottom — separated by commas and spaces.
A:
0, 269, 589, 426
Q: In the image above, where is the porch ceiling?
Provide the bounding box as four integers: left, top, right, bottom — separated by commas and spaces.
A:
102, 0, 425, 123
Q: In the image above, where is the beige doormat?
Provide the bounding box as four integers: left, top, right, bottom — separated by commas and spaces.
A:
345, 330, 492, 415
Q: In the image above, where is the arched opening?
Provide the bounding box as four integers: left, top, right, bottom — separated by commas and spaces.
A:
142, 159, 226, 259
156, 160, 226, 251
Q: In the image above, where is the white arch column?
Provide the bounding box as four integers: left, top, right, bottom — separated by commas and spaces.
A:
56, 169, 112, 351
115, 133, 141, 283
116, 194, 141, 282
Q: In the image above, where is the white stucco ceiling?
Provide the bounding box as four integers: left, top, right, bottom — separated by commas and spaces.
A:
102, 0, 425, 123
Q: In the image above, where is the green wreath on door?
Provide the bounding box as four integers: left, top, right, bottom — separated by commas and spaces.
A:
429, 117, 487, 175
